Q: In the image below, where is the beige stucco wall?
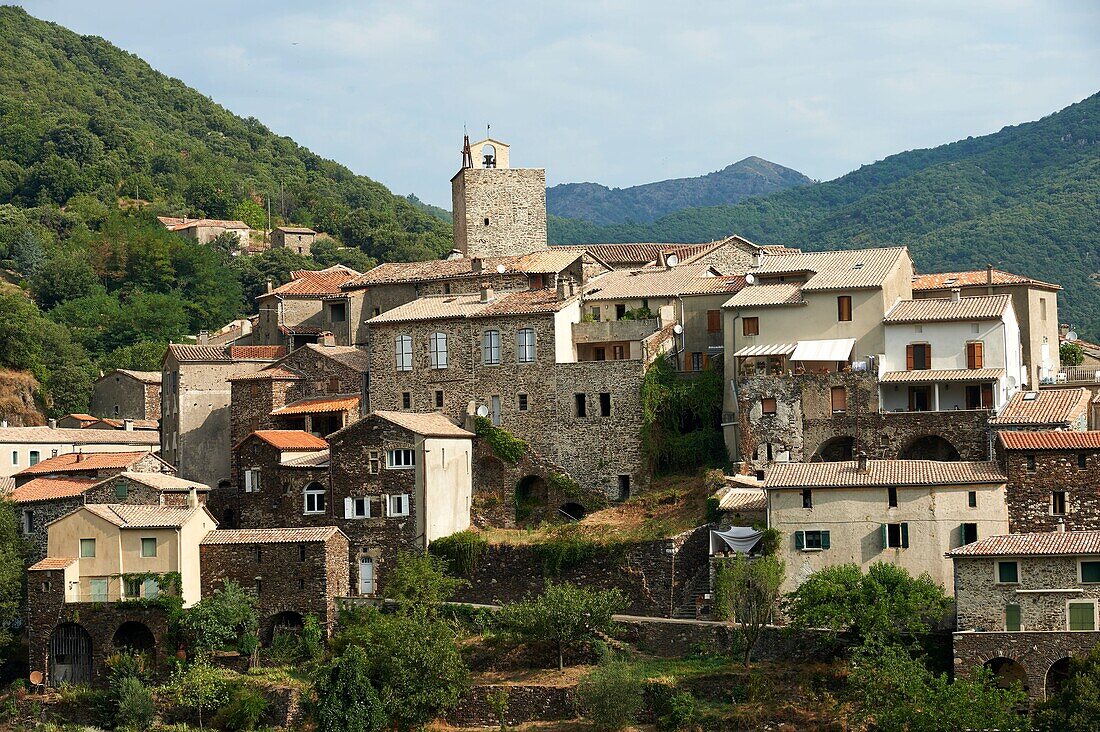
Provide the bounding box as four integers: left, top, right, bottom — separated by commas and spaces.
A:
768, 482, 1009, 594
420, 436, 473, 543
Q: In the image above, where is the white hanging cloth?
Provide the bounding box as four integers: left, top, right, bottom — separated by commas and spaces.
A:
710, 526, 763, 554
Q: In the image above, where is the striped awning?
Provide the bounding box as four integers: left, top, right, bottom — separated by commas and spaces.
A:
880, 368, 1005, 384
733, 343, 796, 358
791, 338, 856, 362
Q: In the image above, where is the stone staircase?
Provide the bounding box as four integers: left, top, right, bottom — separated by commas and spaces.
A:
671, 569, 713, 620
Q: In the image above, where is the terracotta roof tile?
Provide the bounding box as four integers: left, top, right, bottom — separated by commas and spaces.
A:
0, 426, 160, 446
913, 269, 1061, 292
9, 477, 98, 503
241, 430, 329, 451
722, 282, 805, 309
583, 265, 744, 300
167, 344, 232, 362
112, 369, 162, 384
229, 345, 286, 360
368, 288, 570, 325
81, 504, 204, 528
949, 530, 1100, 557
750, 247, 909, 291
879, 368, 1004, 383
28, 557, 78, 571
170, 218, 248, 231
274, 226, 316, 234
343, 251, 584, 289
765, 460, 1005, 488
16, 451, 160, 476
884, 295, 1011, 323
989, 388, 1091, 426
372, 411, 473, 437
96, 418, 159, 430
201, 527, 342, 544
272, 394, 359, 416
229, 366, 302, 382
64, 414, 98, 422
717, 487, 767, 512
105, 472, 210, 493
262, 266, 361, 297
556, 242, 730, 267
302, 344, 371, 373
998, 430, 1100, 451
475, 288, 571, 317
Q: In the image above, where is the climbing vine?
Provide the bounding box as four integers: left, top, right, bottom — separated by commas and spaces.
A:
429, 530, 488, 577
547, 472, 582, 499
641, 359, 727, 473
474, 416, 527, 464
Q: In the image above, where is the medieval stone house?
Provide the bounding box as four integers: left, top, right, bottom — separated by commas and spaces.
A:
997, 430, 1100, 533
90, 369, 162, 421
270, 225, 317, 255
252, 266, 363, 349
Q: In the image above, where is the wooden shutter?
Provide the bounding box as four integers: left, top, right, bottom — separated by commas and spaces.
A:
1005, 604, 1021, 632
794, 531, 805, 550
967, 342, 984, 369
879, 524, 888, 549
831, 387, 847, 411
707, 310, 721, 333
906, 345, 914, 370
702, 354, 710, 370
981, 383, 994, 408
901, 522, 910, 548
344, 497, 353, 519
820, 531, 830, 549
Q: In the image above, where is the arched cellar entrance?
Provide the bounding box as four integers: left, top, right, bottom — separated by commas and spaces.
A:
112, 621, 156, 654
985, 657, 1029, 693
814, 436, 855, 462
1045, 657, 1072, 699
558, 502, 586, 521
899, 435, 961, 461
49, 623, 92, 686
515, 475, 547, 523
263, 611, 305, 647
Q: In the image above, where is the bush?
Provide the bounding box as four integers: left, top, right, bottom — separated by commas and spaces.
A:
1032, 643, 1100, 731
213, 683, 269, 731
167, 659, 230, 727
531, 527, 605, 576
179, 579, 259, 656
385, 551, 468, 617
115, 676, 155, 729
576, 660, 645, 731
300, 614, 324, 661
429, 530, 488, 577
312, 645, 386, 732
474, 416, 526, 463
645, 681, 696, 732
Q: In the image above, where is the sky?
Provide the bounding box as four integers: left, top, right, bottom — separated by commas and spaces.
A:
15, 0, 1100, 208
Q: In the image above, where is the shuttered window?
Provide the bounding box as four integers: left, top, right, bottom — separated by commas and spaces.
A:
831, 386, 847, 412
707, 310, 721, 333
1005, 604, 1021, 632
1068, 602, 1096, 631
743, 317, 759, 336
997, 561, 1019, 584
837, 295, 852, 322
906, 343, 930, 370
967, 341, 984, 369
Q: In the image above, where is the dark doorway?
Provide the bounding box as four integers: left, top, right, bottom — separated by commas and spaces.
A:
1045, 657, 1072, 698
899, 435, 961, 461
816, 436, 855, 462
263, 611, 305, 646
985, 657, 1028, 693
112, 621, 156, 654
559, 502, 586, 521
49, 623, 92, 686
515, 475, 547, 523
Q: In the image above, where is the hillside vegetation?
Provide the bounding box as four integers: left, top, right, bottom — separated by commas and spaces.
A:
547, 156, 813, 225
550, 94, 1100, 338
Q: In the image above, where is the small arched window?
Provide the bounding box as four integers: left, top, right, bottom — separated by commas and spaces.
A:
395, 335, 412, 371
303, 482, 326, 514
483, 330, 501, 365
429, 332, 448, 369
517, 328, 536, 363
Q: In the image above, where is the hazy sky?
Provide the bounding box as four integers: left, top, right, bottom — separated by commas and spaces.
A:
16, 1, 1100, 207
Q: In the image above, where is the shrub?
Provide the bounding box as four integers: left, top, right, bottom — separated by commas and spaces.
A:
168, 659, 230, 728
576, 659, 645, 731
531, 527, 604, 576
474, 416, 526, 463
385, 551, 468, 617
429, 530, 488, 577
300, 613, 324, 661
115, 676, 155, 729
179, 579, 259, 657
486, 686, 510, 732
213, 683, 268, 731
312, 645, 386, 732
645, 681, 696, 732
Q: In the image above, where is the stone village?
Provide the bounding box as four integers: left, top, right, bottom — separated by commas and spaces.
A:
6, 135, 1100, 706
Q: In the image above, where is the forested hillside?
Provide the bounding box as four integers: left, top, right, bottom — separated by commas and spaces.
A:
546, 156, 812, 225
550, 94, 1100, 338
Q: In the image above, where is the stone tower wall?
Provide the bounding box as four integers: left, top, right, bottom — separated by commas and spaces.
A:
452, 167, 547, 258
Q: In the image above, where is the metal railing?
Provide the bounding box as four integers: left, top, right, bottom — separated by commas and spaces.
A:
1051, 366, 1100, 385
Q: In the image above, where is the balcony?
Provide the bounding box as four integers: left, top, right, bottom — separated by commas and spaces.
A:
1049, 366, 1100, 385
572, 318, 659, 344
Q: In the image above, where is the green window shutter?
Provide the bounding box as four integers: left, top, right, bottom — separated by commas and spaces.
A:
901, 522, 910, 549
880, 524, 888, 550
794, 531, 805, 550
1005, 604, 1021, 632
998, 561, 1019, 584
115, 483, 128, 499
1069, 602, 1096, 631
1081, 561, 1100, 583
820, 531, 830, 550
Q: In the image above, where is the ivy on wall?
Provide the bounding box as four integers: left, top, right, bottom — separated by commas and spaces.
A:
429, 530, 488, 578
641, 359, 727, 473
474, 416, 527, 464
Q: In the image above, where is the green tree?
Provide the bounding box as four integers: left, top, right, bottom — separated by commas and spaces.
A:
31, 252, 100, 309
0, 292, 44, 370
168, 659, 230, 730
784, 562, 951, 644
10, 228, 45, 274
385, 551, 468, 617
115, 676, 155, 729
0, 499, 27, 656
209, 230, 243, 259
312, 644, 386, 732
179, 580, 259, 657
233, 199, 267, 231
712, 554, 785, 666
47, 290, 121, 354
310, 235, 376, 272
99, 340, 169, 372
1033, 643, 1100, 731
575, 659, 645, 731
232, 247, 317, 304
1061, 341, 1086, 367
497, 581, 628, 671
108, 291, 190, 348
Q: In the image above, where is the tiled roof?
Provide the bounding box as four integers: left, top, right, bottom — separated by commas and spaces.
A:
16, 451, 161, 476
716, 487, 767, 512
373, 411, 474, 437
201, 527, 342, 545
82, 504, 204, 528
280, 324, 325, 335
949, 530, 1100, 557
989, 388, 1091, 426
302, 344, 371, 373
281, 449, 330, 468
760, 245, 802, 255
0, 426, 160, 446
171, 218, 248, 231
343, 251, 585, 289
368, 288, 570, 325
879, 368, 1004, 383
272, 394, 359, 416
229, 345, 286, 360
229, 366, 302, 382
912, 269, 1061, 292
275, 226, 316, 234
106, 471, 210, 493
998, 430, 1100, 451
9, 477, 98, 503
722, 282, 805, 309
582, 265, 744, 301
28, 557, 78, 571
167, 344, 232, 362
765, 460, 1005, 488
111, 369, 162, 384
557, 242, 731, 267
884, 295, 1011, 323
96, 418, 159, 430
262, 266, 361, 297
63, 414, 98, 422
750, 247, 909, 291
242, 430, 329, 451
476, 288, 571, 317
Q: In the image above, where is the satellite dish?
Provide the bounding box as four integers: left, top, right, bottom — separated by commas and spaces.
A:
475, 405, 489, 417
745, 274, 756, 285
666, 254, 679, 267
673, 324, 684, 335
496, 264, 506, 274
1067, 331, 1079, 342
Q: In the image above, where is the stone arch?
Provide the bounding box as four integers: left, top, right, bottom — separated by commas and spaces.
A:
49, 623, 92, 686
480, 143, 497, 167
898, 434, 961, 461
262, 610, 305, 646
814, 435, 855, 462
559, 502, 586, 521
985, 657, 1029, 693
112, 621, 156, 654
1044, 656, 1072, 699
515, 475, 547, 523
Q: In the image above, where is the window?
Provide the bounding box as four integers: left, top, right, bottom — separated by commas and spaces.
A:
141, 538, 157, 558
428, 332, 448, 369
965, 383, 994, 409
618, 474, 631, 499
299, 545, 307, 562
997, 560, 1019, 584
831, 386, 847, 413
1005, 604, 1022, 632
517, 328, 536, 363
368, 451, 381, 474
114, 405, 120, 415
882, 522, 909, 549
1052, 491, 1067, 516
599, 392, 611, 417
1040, 297, 1047, 321
802, 488, 813, 509
80, 538, 96, 558
612, 345, 625, 360
518, 393, 529, 411
888, 486, 898, 508
89, 578, 107, 602
908, 386, 931, 412
966, 341, 984, 369
328, 376, 340, 393
434, 390, 444, 408
594, 347, 606, 361
616, 304, 627, 320
1025, 455, 1036, 472
575, 393, 587, 418
29, 450, 39, 466
691, 352, 703, 372
490, 395, 502, 426
761, 398, 777, 415
346, 496, 371, 518
395, 335, 412, 371
968, 491, 977, 508
304, 483, 326, 514
1080, 453, 1088, 469
795, 530, 830, 551
1068, 601, 1095, 631
482, 330, 501, 365
387, 494, 410, 517
402, 392, 411, 409
837, 295, 852, 322
244, 468, 261, 493
255, 546, 262, 563
387, 449, 415, 468
255, 579, 263, 594
1081, 561, 1100, 583
743, 317, 759, 336
707, 309, 721, 333
298, 578, 305, 590
961, 522, 978, 545
115, 483, 128, 500
125, 577, 141, 598
906, 343, 930, 370
10, 451, 16, 466
590, 307, 601, 322
329, 301, 347, 323
21, 510, 32, 534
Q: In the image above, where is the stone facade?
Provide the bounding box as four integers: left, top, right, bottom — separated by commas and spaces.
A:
19, 497, 84, 562
446, 684, 577, 727
227, 435, 330, 531
199, 529, 349, 638
452, 167, 547, 259
91, 371, 161, 421
270, 227, 316, 255
1002, 447, 1100, 532
953, 630, 1100, 699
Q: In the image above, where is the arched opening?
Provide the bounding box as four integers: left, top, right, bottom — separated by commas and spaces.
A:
985, 657, 1029, 692
112, 621, 156, 654
815, 436, 855, 462
263, 611, 305, 647
515, 475, 547, 523
303, 481, 326, 514
49, 623, 92, 686
559, 502, 586, 521
1045, 657, 1072, 698
899, 435, 961, 461
480, 143, 497, 168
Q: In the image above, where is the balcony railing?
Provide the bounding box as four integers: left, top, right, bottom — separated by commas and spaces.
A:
572, 318, 659, 344
1049, 366, 1100, 385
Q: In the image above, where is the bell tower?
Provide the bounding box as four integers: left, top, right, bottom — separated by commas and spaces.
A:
451, 134, 547, 258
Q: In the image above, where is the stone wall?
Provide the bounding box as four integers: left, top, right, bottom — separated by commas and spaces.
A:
620, 617, 838, 662
954, 555, 1100, 631
231, 437, 331, 530
20, 497, 84, 562
90, 373, 160, 421
954, 630, 1100, 699
1003, 448, 1100, 532
446, 684, 576, 726
453, 167, 547, 259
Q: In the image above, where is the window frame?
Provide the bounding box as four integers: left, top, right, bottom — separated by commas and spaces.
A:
303, 483, 327, 514
387, 448, 416, 469
517, 393, 529, 411
742, 317, 759, 336
1079, 559, 1100, 584
395, 334, 413, 372
140, 537, 157, 558
348, 496, 371, 519
79, 538, 96, 558
575, 393, 587, 418
706, 309, 721, 333
761, 398, 777, 416
801, 488, 813, 509
1067, 599, 1097, 631
882, 522, 909, 549
244, 468, 261, 493
387, 493, 411, 517
482, 329, 501, 365
428, 331, 448, 369
966, 340, 984, 369
1052, 491, 1067, 516
837, 295, 852, 322
996, 560, 1020, 584
599, 392, 612, 417
517, 327, 536, 363
831, 386, 847, 413
961, 522, 978, 545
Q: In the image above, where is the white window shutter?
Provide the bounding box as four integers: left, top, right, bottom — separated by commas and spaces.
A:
344, 497, 353, 519
244, 470, 253, 493
383, 495, 390, 517
365, 497, 372, 518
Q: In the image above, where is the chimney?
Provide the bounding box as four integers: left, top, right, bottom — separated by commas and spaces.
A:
75, 451, 84, 463
480, 282, 493, 303
1057, 517, 1066, 533
265, 278, 273, 294
471, 257, 483, 274
556, 276, 570, 300
0, 420, 6, 428
950, 288, 961, 302
123, 419, 134, 431
856, 451, 869, 473
1060, 323, 1071, 338
319, 331, 335, 347
751, 251, 762, 268
48, 419, 57, 429
656, 252, 669, 269
197, 330, 209, 345
986, 263, 994, 295
187, 487, 199, 508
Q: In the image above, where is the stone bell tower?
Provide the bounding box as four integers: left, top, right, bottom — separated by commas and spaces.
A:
451, 134, 547, 259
